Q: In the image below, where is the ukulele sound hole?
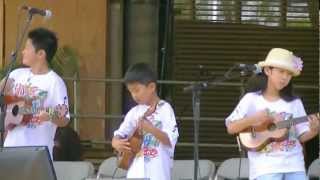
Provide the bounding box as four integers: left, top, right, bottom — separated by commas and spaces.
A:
268, 123, 276, 131
12, 105, 19, 116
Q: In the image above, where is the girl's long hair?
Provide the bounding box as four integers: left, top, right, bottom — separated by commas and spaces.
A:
245, 68, 298, 102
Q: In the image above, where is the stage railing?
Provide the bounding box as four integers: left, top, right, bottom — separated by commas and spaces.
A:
63, 76, 319, 151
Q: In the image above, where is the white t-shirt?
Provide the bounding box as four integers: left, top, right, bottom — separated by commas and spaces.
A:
4, 68, 70, 158
226, 92, 309, 180
114, 100, 179, 180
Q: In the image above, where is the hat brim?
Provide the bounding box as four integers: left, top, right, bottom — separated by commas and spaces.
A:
258, 61, 300, 77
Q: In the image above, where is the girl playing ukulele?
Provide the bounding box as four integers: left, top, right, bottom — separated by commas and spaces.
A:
225, 48, 319, 180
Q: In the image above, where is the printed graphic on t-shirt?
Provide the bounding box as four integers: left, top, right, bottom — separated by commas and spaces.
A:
262, 139, 297, 153
143, 115, 162, 162
13, 82, 48, 128
14, 82, 44, 99
14, 82, 67, 128
260, 111, 298, 153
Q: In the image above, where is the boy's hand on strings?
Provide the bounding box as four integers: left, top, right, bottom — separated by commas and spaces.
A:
31, 111, 49, 124
138, 117, 154, 133
307, 114, 320, 134
31, 104, 68, 124
36, 111, 50, 123
137, 102, 157, 133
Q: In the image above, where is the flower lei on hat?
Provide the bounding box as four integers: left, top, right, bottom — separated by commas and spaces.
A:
292, 56, 303, 71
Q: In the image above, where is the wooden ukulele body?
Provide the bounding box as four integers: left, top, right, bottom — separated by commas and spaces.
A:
117, 130, 143, 170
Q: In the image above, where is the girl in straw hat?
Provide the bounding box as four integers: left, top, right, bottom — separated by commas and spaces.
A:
225, 48, 319, 180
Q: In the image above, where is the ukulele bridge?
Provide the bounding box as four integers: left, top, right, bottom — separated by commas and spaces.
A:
250, 127, 256, 138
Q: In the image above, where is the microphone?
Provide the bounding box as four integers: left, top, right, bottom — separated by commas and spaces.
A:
238, 63, 262, 74
21, 6, 52, 19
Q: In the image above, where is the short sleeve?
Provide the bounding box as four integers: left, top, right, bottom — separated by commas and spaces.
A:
160, 103, 179, 149
225, 93, 254, 125
51, 76, 70, 119
113, 107, 138, 138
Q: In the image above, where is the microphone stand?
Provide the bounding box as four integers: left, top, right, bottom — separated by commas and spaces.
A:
183, 65, 240, 180
0, 12, 34, 147
183, 81, 206, 180
159, 0, 173, 97
183, 64, 255, 180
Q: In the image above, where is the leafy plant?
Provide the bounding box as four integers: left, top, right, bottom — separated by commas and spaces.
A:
0, 61, 20, 79
50, 46, 79, 77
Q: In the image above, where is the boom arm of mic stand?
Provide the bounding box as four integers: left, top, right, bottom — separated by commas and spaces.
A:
183, 82, 208, 93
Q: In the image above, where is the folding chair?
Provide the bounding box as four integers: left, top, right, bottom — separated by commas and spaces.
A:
308, 158, 320, 180
97, 156, 127, 179
53, 161, 95, 180
215, 158, 249, 180
172, 159, 216, 180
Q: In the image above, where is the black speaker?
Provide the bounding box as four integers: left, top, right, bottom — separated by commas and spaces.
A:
0, 146, 57, 180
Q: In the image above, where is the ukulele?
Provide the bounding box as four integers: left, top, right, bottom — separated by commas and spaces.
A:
4, 96, 68, 130
239, 112, 319, 151
116, 102, 158, 170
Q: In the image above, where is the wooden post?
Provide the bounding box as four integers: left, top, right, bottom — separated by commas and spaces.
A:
280, 0, 287, 27
235, 0, 241, 24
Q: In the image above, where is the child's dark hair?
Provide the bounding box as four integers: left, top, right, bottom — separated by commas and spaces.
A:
28, 27, 58, 63
53, 127, 82, 161
245, 68, 297, 102
124, 63, 157, 85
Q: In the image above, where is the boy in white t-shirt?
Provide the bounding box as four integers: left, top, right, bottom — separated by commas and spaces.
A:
2, 28, 70, 158
225, 48, 319, 180
112, 63, 179, 180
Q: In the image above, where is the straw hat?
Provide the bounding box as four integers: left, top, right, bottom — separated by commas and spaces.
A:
258, 48, 303, 76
